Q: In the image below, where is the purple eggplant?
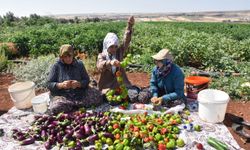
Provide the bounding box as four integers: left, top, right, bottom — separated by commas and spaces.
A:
20, 137, 35, 145
100, 118, 107, 126
16, 131, 24, 136
17, 134, 26, 141
103, 132, 114, 139
85, 112, 90, 118
76, 140, 82, 147
56, 132, 63, 143
12, 134, 17, 140
44, 141, 51, 150
12, 128, 19, 133
73, 130, 84, 139
41, 130, 47, 141
87, 134, 99, 144
34, 115, 42, 120
33, 134, 41, 140
63, 132, 73, 142
48, 124, 56, 129
48, 135, 56, 145
84, 124, 92, 135
51, 121, 59, 126
65, 129, 73, 135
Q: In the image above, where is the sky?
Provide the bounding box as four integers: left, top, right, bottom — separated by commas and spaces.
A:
0, 0, 250, 17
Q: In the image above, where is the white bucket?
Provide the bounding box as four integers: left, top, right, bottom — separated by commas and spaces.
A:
31, 95, 48, 114
198, 89, 230, 123
8, 81, 35, 109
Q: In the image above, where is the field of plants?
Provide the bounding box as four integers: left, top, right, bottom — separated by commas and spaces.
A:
0, 14, 249, 100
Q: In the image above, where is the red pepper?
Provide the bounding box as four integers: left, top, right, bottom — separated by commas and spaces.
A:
133, 126, 139, 132
160, 128, 168, 135
158, 143, 166, 150
113, 123, 119, 129
119, 106, 126, 110
143, 137, 150, 143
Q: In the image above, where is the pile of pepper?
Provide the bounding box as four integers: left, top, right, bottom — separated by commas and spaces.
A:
105, 54, 132, 108
103, 112, 186, 150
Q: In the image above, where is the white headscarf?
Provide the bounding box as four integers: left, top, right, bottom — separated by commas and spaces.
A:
102, 33, 119, 73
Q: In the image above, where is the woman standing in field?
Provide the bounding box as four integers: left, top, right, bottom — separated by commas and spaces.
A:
47, 44, 102, 114
97, 16, 151, 103
150, 49, 186, 107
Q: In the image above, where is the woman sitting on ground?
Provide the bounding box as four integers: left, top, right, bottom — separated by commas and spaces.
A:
47, 44, 102, 114
150, 49, 186, 107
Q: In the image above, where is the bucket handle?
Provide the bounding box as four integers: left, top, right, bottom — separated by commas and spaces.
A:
187, 84, 208, 93
10, 89, 35, 103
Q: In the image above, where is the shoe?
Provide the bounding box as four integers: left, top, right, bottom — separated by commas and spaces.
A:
232, 123, 250, 142
230, 114, 250, 129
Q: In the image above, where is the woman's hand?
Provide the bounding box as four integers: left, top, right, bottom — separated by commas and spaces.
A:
151, 97, 163, 106
71, 80, 81, 89
57, 80, 72, 89
111, 59, 120, 67
128, 16, 135, 27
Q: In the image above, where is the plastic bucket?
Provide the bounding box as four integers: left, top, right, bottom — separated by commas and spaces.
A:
8, 81, 35, 109
31, 95, 48, 114
185, 76, 210, 100
198, 89, 230, 123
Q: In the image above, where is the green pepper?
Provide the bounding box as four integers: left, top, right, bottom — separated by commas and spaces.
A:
176, 138, 185, 147
155, 133, 163, 141
167, 133, 174, 139
108, 145, 114, 150
95, 142, 102, 150
134, 122, 142, 126
108, 126, 113, 132
172, 126, 180, 134
106, 138, 113, 146
101, 137, 106, 143
123, 139, 129, 146
67, 141, 76, 148
59, 119, 70, 126
194, 125, 201, 132
104, 111, 110, 116
123, 146, 132, 150
115, 143, 124, 150
152, 127, 158, 133
112, 128, 120, 134
166, 139, 176, 149
114, 139, 120, 145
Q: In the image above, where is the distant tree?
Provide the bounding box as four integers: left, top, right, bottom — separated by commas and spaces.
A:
30, 13, 41, 20
0, 16, 3, 25
85, 17, 101, 22
74, 16, 80, 23
3, 11, 18, 26
57, 18, 69, 24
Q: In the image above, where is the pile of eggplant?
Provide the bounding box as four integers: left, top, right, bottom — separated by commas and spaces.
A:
12, 110, 113, 150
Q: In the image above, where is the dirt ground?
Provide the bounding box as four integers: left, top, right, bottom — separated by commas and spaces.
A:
0, 73, 249, 149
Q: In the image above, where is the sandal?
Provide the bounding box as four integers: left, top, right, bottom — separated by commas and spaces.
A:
232, 123, 250, 142
230, 114, 250, 129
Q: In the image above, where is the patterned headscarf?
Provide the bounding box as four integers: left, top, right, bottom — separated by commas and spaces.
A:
102, 33, 119, 73
156, 59, 173, 78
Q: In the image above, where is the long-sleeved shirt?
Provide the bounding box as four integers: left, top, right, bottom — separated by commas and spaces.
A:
150, 64, 185, 102
96, 25, 133, 91
47, 59, 90, 100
